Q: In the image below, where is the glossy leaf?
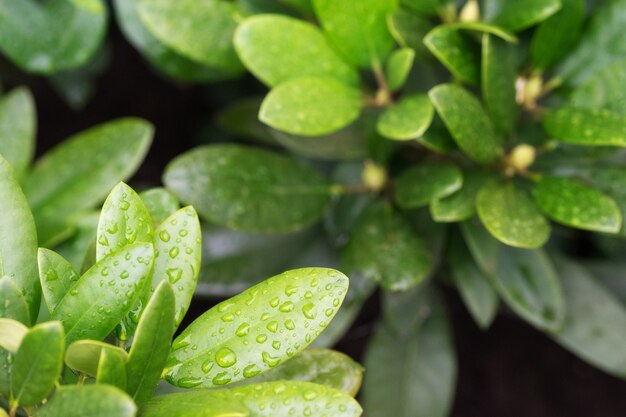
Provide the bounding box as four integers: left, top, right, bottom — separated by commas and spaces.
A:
96, 348, 127, 390
0, 276, 29, 324
234, 15, 358, 88
430, 170, 489, 222
0, 87, 35, 179
460, 218, 502, 275
139, 187, 179, 225
342, 204, 433, 291
312, 0, 396, 68
487, 0, 560, 32
0, 0, 107, 74
260, 77, 362, 137
377, 94, 434, 141
34, 385, 136, 417
386, 48, 415, 92
482, 34, 517, 135
163, 268, 349, 388
164, 144, 332, 233
477, 181, 551, 249
137, 0, 242, 72
533, 176, 622, 233
0, 155, 39, 324
38, 248, 80, 313
568, 57, 626, 114
394, 161, 462, 209
139, 391, 248, 417
424, 26, 480, 85
10, 321, 64, 407
0, 318, 28, 353
429, 84, 503, 163
543, 107, 626, 147
52, 242, 155, 344
65, 340, 128, 376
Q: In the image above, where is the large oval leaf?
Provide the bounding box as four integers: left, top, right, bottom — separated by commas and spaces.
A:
163, 268, 349, 388
163, 144, 332, 233
543, 107, 626, 147
38, 248, 80, 313
460, 218, 503, 275
34, 385, 136, 417
568, 58, 626, 114
0, 87, 35, 179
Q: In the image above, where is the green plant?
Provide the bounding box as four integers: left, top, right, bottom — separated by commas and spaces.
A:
0, 160, 361, 417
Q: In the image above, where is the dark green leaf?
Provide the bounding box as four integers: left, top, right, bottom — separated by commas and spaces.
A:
385, 48, 415, 92
543, 107, 626, 147
402, 0, 447, 16
394, 161, 463, 209
449, 22, 517, 43
430, 170, 489, 222
64, 340, 128, 376
0, 276, 29, 324
424, 26, 480, 85
460, 218, 503, 275
482, 34, 517, 135
377, 94, 434, 141
96, 348, 127, 390
487, 0, 560, 32
0, 87, 35, 179
139, 188, 179, 225
417, 122, 457, 154
387, 9, 433, 61
568, 57, 626, 114
382, 287, 431, 338
34, 385, 136, 417
38, 249, 80, 313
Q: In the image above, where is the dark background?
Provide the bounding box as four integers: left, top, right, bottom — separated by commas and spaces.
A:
2, 22, 626, 417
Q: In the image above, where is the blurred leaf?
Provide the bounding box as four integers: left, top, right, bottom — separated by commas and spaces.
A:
139, 187, 180, 225
543, 107, 626, 147
386, 48, 415, 92
460, 218, 502, 275
65, 340, 128, 376
164, 144, 332, 233
377, 94, 434, 141
486, 0, 560, 32
382, 286, 431, 338
395, 161, 463, 209
0, 277, 30, 397
401, 0, 447, 16
417, 122, 457, 154
387, 9, 434, 61
424, 26, 480, 85
34, 385, 136, 417
482, 34, 517, 135
96, 348, 127, 390
449, 22, 517, 43
430, 169, 490, 222
0, 318, 28, 353
38, 248, 80, 313
0, 87, 35, 179
568, 57, 626, 114
277, 0, 313, 13
215, 97, 275, 144
55, 211, 99, 271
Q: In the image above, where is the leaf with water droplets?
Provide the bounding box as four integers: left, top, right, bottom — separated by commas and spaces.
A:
126, 281, 175, 405
164, 268, 349, 388
0, 318, 28, 353
33, 385, 136, 417
0, 87, 35, 179
52, 242, 155, 344
394, 161, 463, 209
139, 187, 180, 225
543, 107, 626, 147
38, 249, 80, 313
96, 348, 127, 391
65, 340, 128, 376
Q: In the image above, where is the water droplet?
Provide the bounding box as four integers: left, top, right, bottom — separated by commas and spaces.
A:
179, 229, 188, 237
304, 291, 313, 299
284, 320, 295, 330
98, 234, 109, 247
243, 364, 261, 378
285, 286, 298, 296
325, 283, 333, 290
325, 308, 334, 317
310, 277, 319, 287
166, 267, 183, 283
120, 270, 129, 279
272, 340, 281, 350
270, 297, 280, 308
302, 303, 316, 320
212, 371, 232, 385
236, 323, 250, 337
106, 223, 118, 234
172, 336, 190, 351
70, 288, 79, 296
266, 321, 278, 333
221, 313, 235, 322
304, 406, 312, 416
256, 334, 267, 344
305, 334, 311, 343
120, 200, 130, 211
185, 247, 193, 254
178, 376, 202, 388
201, 359, 214, 374
169, 247, 180, 259
159, 230, 171, 242
279, 301, 294, 312
333, 298, 340, 307
262, 351, 280, 367
261, 313, 270, 321
303, 390, 318, 400
215, 347, 237, 368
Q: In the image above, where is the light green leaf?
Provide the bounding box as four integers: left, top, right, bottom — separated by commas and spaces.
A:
65, 340, 128, 376
55, 211, 99, 271
0, 277, 29, 324
0, 155, 39, 324
543, 107, 626, 147
402, 0, 446, 16
137, 0, 243, 72
387, 10, 433, 60
163, 144, 332, 233
127, 281, 175, 405
394, 161, 462, 209
138, 391, 248, 417
493, 247, 564, 331
449, 22, 517, 43
477, 181, 551, 249
52, 242, 155, 344
487, 0, 561, 32
386, 48, 415, 92
0, 0, 107, 74
0, 318, 28, 353
38, 248, 80, 313
234, 15, 359, 88
10, 321, 64, 407
139, 187, 179, 225
532, 176, 622, 233
430, 170, 490, 222
312, 0, 396, 68
482, 34, 517, 135
424, 26, 480, 85
96, 348, 127, 391
0, 87, 35, 179
342, 204, 433, 291
460, 218, 502, 275
568, 57, 626, 114
429, 84, 503, 163
163, 268, 348, 388
377, 94, 434, 141
260, 77, 362, 137
34, 385, 136, 417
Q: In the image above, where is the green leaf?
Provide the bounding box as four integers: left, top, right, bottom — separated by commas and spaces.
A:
64, 340, 128, 376
543, 107, 626, 147
448, 239, 498, 329
0, 155, 39, 324
568, 57, 626, 114
385, 48, 415, 92
0, 87, 35, 179
0, 0, 107, 74
234, 349, 363, 396
34, 385, 136, 417
312, 0, 396, 68
163, 268, 349, 388
482, 34, 517, 135
402, 0, 446, 16
493, 247, 565, 331
394, 161, 462, 209
428, 84, 503, 163
164, 144, 332, 233
477, 181, 551, 249
387, 10, 433, 61
449, 22, 517, 43
417, 122, 457, 154
377, 94, 434, 141
342, 204, 433, 291
139, 188, 179, 225
127, 281, 175, 405
52, 242, 155, 344
23, 118, 153, 218
0, 276, 29, 324
551, 258, 626, 378
424, 26, 480, 85
139, 391, 248, 417
38, 248, 80, 313
260, 76, 362, 137
533, 176, 622, 233
430, 170, 489, 222
381, 286, 430, 338
10, 321, 64, 407
137, 0, 242, 72
277, 0, 313, 14
486, 0, 561, 32
530, 0, 584, 69
460, 218, 502, 275
96, 348, 127, 390
0, 318, 28, 353
234, 15, 359, 88
55, 211, 99, 271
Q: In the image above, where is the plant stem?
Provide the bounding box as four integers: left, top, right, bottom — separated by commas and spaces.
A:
9, 405, 17, 417
372, 61, 392, 107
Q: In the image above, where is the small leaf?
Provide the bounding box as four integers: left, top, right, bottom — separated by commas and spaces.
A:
487, 0, 561, 32
429, 84, 503, 163
96, 348, 127, 391
164, 144, 332, 233
430, 170, 490, 222
460, 218, 502, 275
234, 15, 359, 88
394, 161, 463, 209
532, 176, 622, 233
377, 94, 434, 141
260, 76, 362, 137
313, 0, 396, 68
424, 26, 480, 85
38, 249, 80, 313
65, 340, 128, 376
10, 321, 64, 407
386, 48, 415, 92
482, 34, 517, 135
0, 87, 35, 179
163, 268, 349, 388
477, 181, 551, 249
34, 385, 136, 417
139, 187, 179, 225
387, 10, 433, 60
0, 318, 28, 353
543, 107, 626, 147
0, 276, 30, 324
126, 281, 175, 405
